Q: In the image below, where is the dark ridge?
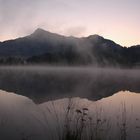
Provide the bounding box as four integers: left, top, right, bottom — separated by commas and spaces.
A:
0, 28, 139, 67
87, 34, 104, 40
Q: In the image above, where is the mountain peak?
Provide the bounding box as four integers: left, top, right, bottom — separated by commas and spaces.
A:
33, 28, 48, 34
87, 34, 104, 40
30, 28, 55, 39
31, 28, 64, 39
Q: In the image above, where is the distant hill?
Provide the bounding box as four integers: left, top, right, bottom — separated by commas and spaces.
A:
0, 28, 140, 67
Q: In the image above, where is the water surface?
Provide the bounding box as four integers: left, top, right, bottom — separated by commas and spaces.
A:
0, 66, 140, 140
0, 66, 140, 103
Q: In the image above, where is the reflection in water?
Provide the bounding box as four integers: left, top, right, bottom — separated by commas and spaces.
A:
40, 91, 140, 140
0, 90, 45, 140
0, 90, 140, 140
0, 66, 140, 103
0, 66, 140, 139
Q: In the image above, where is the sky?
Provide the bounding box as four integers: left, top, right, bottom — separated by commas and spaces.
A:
0, 0, 140, 47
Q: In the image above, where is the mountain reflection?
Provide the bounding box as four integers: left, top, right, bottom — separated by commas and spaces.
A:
0, 66, 140, 103
0, 90, 139, 140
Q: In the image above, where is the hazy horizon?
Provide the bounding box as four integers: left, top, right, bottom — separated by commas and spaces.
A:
0, 28, 127, 47
0, 0, 140, 47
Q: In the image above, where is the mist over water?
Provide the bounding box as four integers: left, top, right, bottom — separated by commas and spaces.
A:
0, 66, 140, 140
0, 66, 139, 103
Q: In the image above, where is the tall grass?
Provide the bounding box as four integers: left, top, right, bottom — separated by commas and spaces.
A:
38, 99, 137, 140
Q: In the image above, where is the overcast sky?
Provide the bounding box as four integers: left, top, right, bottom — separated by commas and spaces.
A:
0, 0, 140, 46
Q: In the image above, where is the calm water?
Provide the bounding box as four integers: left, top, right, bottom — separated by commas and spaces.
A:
0, 66, 140, 140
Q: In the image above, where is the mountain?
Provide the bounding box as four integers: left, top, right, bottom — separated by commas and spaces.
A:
0, 28, 139, 67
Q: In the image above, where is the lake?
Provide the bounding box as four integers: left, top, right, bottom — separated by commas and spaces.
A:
0, 66, 140, 140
